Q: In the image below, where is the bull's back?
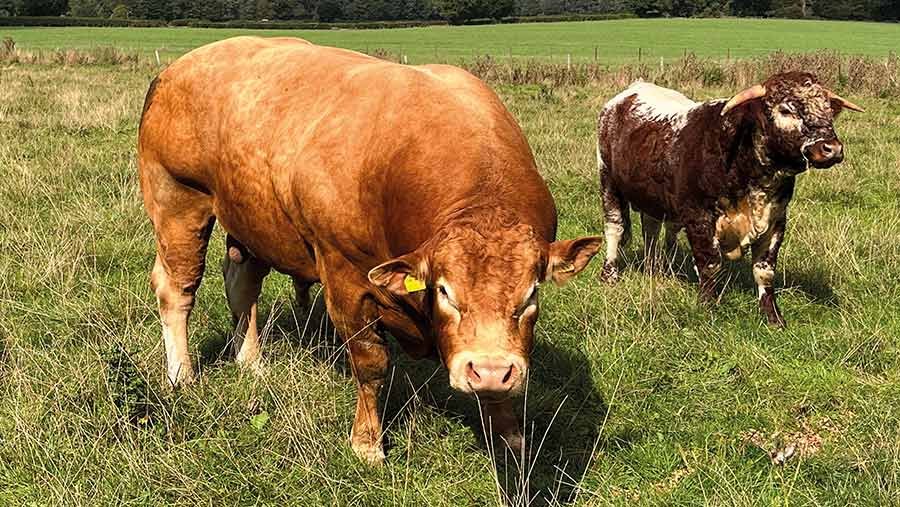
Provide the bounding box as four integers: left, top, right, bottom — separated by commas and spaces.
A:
139, 37, 553, 275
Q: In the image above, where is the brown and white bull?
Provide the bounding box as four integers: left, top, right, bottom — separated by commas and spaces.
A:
596, 72, 863, 326
138, 37, 601, 464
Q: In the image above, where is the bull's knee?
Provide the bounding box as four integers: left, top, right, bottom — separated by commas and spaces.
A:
753, 261, 775, 296
754, 261, 784, 327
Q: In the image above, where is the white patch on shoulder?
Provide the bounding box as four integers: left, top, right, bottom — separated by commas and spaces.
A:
605, 81, 699, 131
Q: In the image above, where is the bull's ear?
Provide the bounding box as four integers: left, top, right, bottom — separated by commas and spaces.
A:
545, 236, 603, 286
368, 254, 429, 296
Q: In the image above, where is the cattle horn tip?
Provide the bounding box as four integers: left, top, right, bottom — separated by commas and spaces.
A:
826, 89, 865, 113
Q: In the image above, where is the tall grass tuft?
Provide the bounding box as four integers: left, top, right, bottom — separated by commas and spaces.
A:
0, 41, 143, 66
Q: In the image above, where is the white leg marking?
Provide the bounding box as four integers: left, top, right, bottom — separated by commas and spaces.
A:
152, 257, 194, 386
753, 262, 775, 300
604, 222, 625, 262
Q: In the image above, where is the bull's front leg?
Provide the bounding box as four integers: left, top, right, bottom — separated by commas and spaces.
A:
348, 331, 389, 465
322, 270, 390, 465
684, 213, 722, 304
752, 218, 787, 328
479, 399, 523, 453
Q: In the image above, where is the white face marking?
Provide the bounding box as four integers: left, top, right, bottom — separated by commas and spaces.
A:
773, 103, 803, 133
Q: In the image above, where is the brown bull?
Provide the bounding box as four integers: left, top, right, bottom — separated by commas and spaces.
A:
138, 37, 601, 464
597, 72, 862, 326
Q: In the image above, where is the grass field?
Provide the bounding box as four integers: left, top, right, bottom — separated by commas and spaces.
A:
4, 18, 900, 63
2, 30, 900, 505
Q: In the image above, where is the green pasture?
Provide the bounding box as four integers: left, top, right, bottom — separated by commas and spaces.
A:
3, 17, 900, 64
1, 56, 900, 505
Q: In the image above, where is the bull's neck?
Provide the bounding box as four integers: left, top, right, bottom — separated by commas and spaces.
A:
716, 105, 800, 196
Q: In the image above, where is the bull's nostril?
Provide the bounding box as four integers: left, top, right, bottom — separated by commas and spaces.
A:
502, 365, 514, 384
466, 361, 480, 382
821, 143, 833, 155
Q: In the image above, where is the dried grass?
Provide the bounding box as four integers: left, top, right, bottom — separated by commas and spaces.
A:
457, 51, 900, 97
2, 41, 897, 96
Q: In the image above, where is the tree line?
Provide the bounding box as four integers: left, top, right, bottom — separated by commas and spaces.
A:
1, 0, 897, 22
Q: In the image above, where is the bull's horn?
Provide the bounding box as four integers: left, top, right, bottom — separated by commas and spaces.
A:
825, 89, 865, 113
721, 84, 766, 116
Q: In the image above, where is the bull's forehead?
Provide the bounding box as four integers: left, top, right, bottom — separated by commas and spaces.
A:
432, 225, 543, 306
764, 72, 832, 119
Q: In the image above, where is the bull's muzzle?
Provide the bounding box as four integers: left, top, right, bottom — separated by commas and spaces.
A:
447, 352, 527, 399
804, 139, 844, 169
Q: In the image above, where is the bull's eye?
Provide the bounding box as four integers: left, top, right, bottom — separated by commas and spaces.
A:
514, 285, 538, 319
437, 283, 459, 311
779, 104, 797, 117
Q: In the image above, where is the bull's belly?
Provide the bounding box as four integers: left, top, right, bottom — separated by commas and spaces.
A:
213, 192, 319, 282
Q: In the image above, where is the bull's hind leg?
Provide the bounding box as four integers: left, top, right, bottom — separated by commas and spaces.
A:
599, 175, 632, 283
147, 192, 215, 387
223, 235, 271, 372
641, 213, 663, 274
663, 222, 681, 266
292, 278, 313, 310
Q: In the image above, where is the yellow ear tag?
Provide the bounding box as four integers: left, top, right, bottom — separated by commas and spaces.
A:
403, 275, 427, 293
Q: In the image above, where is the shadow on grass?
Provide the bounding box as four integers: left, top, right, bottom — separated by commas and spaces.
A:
238, 282, 610, 505
619, 241, 839, 307
385, 339, 607, 505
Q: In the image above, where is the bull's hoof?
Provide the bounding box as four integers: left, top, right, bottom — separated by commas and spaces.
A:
697, 289, 718, 306
599, 264, 620, 284
767, 315, 787, 329
351, 439, 386, 466
165, 361, 195, 388
499, 430, 524, 454
236, 356, 265, 376
760, 292, 786, 328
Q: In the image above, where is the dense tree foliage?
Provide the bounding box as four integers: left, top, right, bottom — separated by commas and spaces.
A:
5, 0, 898, 22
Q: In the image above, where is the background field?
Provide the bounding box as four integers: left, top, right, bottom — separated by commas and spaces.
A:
4, 17, 900, 63
2, 20, 900, 506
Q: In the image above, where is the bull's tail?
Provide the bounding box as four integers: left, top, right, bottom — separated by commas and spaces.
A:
138, 75, 161, 134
